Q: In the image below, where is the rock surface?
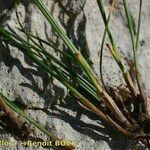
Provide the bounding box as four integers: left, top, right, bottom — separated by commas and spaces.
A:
0, 0, 150, 150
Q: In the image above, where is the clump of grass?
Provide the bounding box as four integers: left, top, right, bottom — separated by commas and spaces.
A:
0, 0, 150, 149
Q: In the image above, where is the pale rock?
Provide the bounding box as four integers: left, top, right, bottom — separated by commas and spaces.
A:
0, 0, 150, 150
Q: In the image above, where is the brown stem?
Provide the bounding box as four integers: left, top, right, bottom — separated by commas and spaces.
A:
113, 90, 137, 126
77, 94, 134, 138
0, 97, 22, 130
123, 72, 138, 97
136, 71, 148, 113
107, 44, 138, 98
98, 90, 132, 128
75, 52, 132, 128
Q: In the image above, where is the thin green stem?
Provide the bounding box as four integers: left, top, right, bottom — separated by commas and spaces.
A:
123, 0, 147, 112
0, 94, 58, 141
100, 3, 113, 90
31, 0, 133, 124
123, 0, 136, 52
97, 0, 138, 98
136, 0, 143, 50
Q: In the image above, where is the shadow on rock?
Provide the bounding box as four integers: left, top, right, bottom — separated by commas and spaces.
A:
47, 95, 135, 150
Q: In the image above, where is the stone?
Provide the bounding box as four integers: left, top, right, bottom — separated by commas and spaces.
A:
0, 0, 150, 150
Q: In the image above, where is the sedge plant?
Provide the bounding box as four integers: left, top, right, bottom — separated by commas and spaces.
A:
0, 0, 150, 149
